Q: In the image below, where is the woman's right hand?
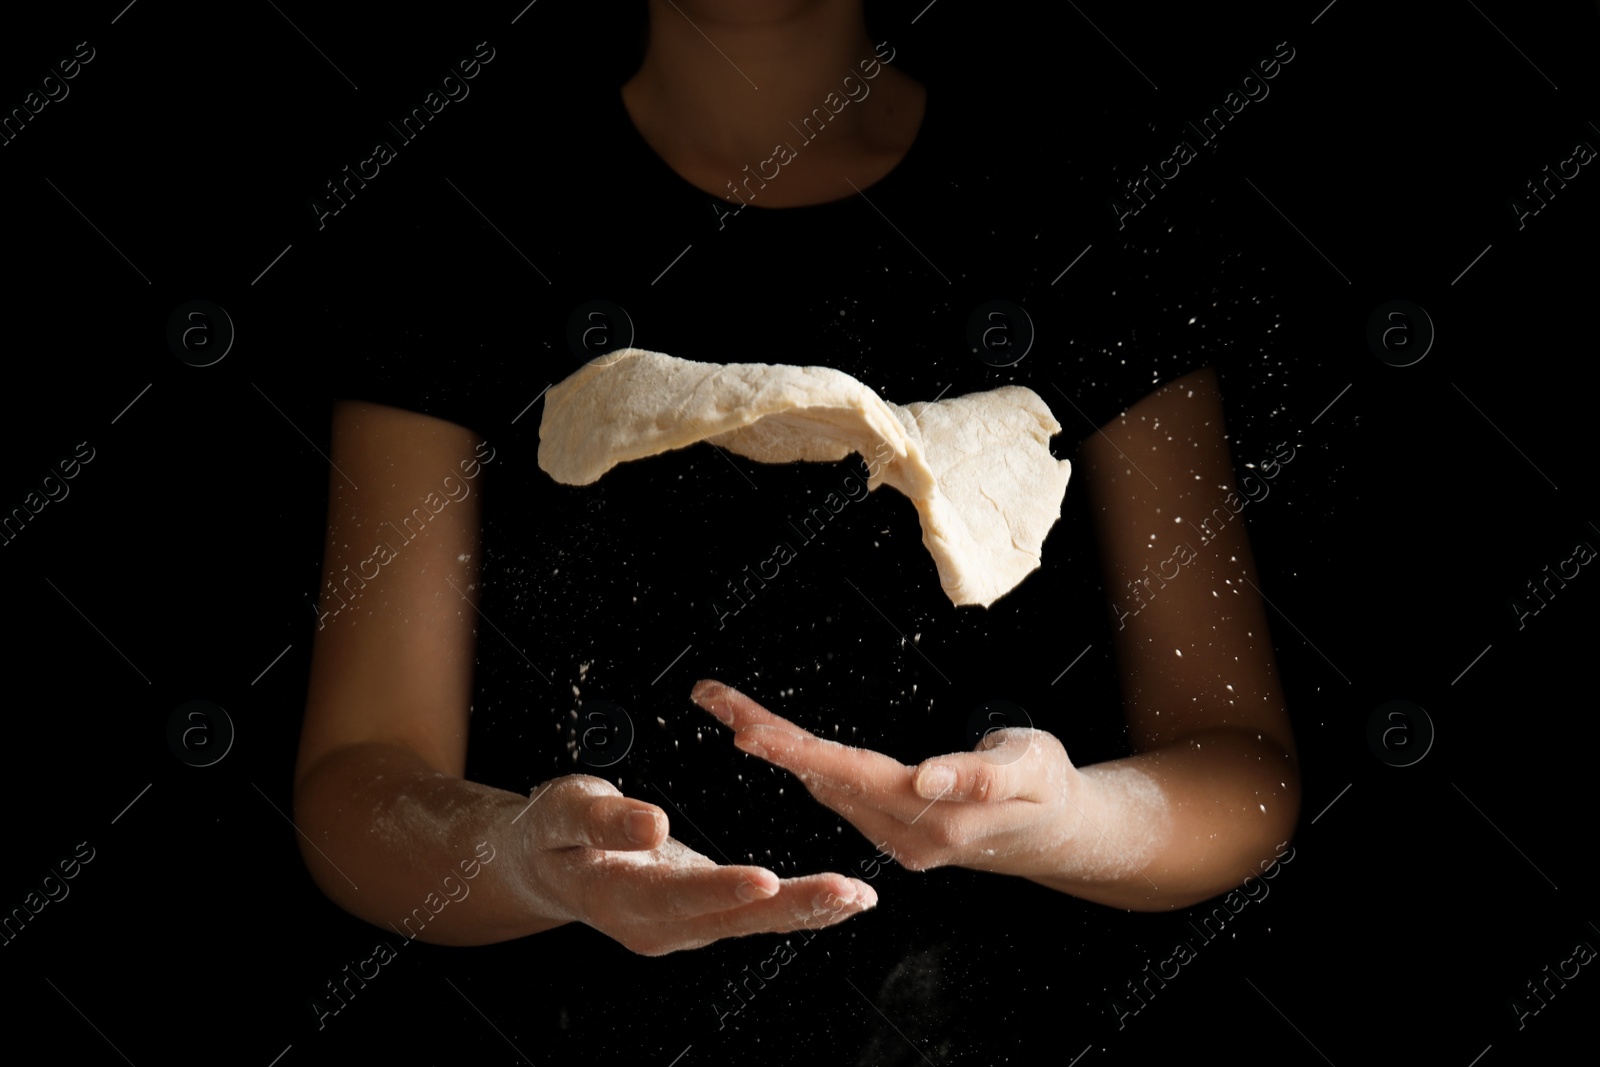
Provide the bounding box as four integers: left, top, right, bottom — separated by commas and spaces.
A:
520, 775, 878, 956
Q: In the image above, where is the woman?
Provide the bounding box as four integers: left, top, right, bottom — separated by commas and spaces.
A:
295, 0, 1300, 1057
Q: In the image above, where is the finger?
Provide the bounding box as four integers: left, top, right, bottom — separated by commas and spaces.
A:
736, 728, 925, 823
734, 724, 912, 799
690, 679, 811, 733
583, 795, 671, 849
529, 779, 664, 850
802, 773, 930, 828
674, 873, 879, 948
602, 849, 786, 921
912, 739, 1046, 803
696, 685, 916, 811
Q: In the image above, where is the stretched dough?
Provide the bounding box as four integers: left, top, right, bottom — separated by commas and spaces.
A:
537, 349, 1070, 608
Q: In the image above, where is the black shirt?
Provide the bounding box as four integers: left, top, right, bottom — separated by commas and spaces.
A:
317, 67, 1297, 1063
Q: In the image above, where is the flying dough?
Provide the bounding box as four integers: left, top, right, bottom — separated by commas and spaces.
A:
537, 349, 1071, 608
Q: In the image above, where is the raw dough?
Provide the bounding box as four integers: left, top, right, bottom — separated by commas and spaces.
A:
537, 349, 1071, 608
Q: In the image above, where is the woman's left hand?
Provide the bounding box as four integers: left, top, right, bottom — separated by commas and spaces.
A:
691, 678, 1090, 878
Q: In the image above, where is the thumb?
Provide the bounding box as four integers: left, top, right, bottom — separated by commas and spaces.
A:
588, 795, 667, 850
528, 779, 667, 850
913, 734, 1039, 803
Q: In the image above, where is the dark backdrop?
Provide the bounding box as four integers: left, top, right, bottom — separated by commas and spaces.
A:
2, 2, 1596, 1064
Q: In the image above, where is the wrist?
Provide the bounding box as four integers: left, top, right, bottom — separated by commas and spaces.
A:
1028, 762, 1168, 894
1022, 763, 1096, 880
503, 790, 579, 931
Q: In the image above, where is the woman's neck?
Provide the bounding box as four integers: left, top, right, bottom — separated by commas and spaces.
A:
622, 2, 924, 207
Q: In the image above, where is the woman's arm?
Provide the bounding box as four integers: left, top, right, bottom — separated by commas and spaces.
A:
294, 399, 551, 945
1038, 363, 1301, 908
294, 401, 876, 951
692, 366, 1300, 911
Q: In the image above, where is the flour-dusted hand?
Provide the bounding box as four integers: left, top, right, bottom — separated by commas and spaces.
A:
519, 774, 877, 956
690, 680, 1103, 879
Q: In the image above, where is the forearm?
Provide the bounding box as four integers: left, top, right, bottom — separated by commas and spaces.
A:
294, 740, 561, 945
1027, 726, 1299, 911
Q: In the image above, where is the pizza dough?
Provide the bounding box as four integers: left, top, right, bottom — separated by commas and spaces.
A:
537, 349, 1071, 608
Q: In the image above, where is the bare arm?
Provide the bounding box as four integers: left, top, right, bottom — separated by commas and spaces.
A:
694, 367, 1300, 913
293, 400, 551, 945
294, 401, 876, 951
1050, 364, 1301, 908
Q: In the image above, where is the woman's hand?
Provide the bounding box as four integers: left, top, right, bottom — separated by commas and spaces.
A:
690, 680, 1094, 879
521, 774, 877, 956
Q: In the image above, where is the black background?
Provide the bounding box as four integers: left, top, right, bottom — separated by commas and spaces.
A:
2, 1, 1597, 1064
